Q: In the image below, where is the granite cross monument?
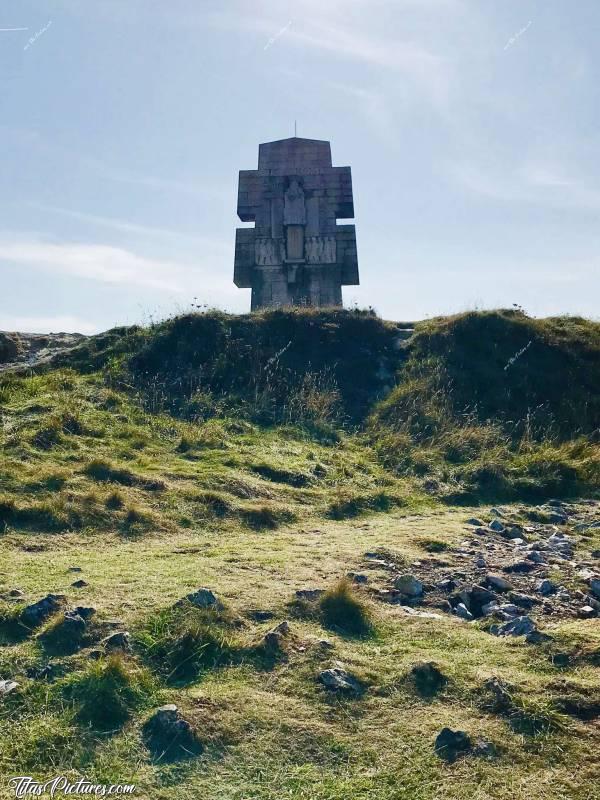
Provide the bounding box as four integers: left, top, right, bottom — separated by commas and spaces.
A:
234, 137, 359, 310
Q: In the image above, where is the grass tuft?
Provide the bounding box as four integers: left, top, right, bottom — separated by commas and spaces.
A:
319, 579, 374, 637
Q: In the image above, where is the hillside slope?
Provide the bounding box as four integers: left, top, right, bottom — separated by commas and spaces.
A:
0, 308, 599, 799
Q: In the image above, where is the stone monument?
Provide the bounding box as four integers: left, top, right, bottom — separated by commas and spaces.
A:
234, 137, 359, 310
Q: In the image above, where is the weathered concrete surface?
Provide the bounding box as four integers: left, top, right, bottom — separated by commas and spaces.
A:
234, 137, 359, 311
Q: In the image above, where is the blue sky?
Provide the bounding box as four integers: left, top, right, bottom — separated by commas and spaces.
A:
1, 0, 598, 333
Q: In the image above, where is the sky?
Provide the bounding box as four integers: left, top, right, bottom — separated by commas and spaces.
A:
1, 0, 599, 333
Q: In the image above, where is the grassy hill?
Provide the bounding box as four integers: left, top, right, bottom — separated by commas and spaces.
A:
0, 309, 598, 799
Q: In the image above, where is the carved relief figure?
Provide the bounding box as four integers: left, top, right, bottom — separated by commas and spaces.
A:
255, 238, 282, 266
283, 179, 306, 225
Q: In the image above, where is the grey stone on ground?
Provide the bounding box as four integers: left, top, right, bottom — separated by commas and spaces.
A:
436, 579, 456, 592
7, 589, 24, 599
71, 579, 88, 588
526, 551, 546, 564
481, 601, 499, 616
503, 560, 536, 574
26, 663, 56, 679
434, 728, 472, 762
20, 594, 67, 628
466, 518, 484, 526
590, 578, 600, 599
178, 588, 223, 610
508, 593, 536, 610
482, 677, 513, 712
142, 705, 203, 761
347, 572, 368, 584
489, 519, 505, 532
296, 589, 325, 602
485, 574, 513, 592
102, 631, 131, 652
0, 680, 19, 696
318, 667, 362, 693
489, 615, 537, 638
537, 579, 557, 596
263, 621, 290, 650
72, 606, 96, 620
393, 574, 423, 597
454, 603, 473, 621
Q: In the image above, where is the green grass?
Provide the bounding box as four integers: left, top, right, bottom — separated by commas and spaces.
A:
59, 655, 156, 732
319, 579, 374, 637
0, 308, 598, 798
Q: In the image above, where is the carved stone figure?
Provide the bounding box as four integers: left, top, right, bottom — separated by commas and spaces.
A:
283, 179, 306, 225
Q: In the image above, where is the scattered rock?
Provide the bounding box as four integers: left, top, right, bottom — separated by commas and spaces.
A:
411, 661, 447, 696
296, 589, 325, 602
0, 680, 19, 696
263, 621, 290, 650
551, 653, 570, 668
20, 594, 67, 628
102, 631, 131, 652
503, 560, 536, 574
454, 602, 473, 621
318, 667, 362, 694
26, 663, 56, 680
72, 606, 96, 620
347, 572, 368, 584
247, 610, 275, 622
485, 574, 513, 592
537, 579, 557, 597
7, 589, 24, 599
489, 519, 505, 533
526, 551, 546, 564
142, 704, 203, 760
393, 574, 423, 597
508, 592, 536, 610
466, 518, 484, 526
481, 601, 499, 616
472, 739, 497, 758
490, 615, 537, 639
71, 579, 88, 588
482, 677, 513, 712
590, 578, 600, 599
579, 606, 596, 619
68, 567, 82, 573
178, 588, 222, 610
490, 507, 507, 517
434, 728, 472, 762
436, 579, 456, 592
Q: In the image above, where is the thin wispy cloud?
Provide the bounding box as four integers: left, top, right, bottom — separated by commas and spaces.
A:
29, 204, 230, 249
447, 159, 600, 213
0, 238, 189, 292
208, 8, 451, 108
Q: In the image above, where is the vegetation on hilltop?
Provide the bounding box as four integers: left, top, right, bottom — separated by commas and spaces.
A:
0, 308, 599, 799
